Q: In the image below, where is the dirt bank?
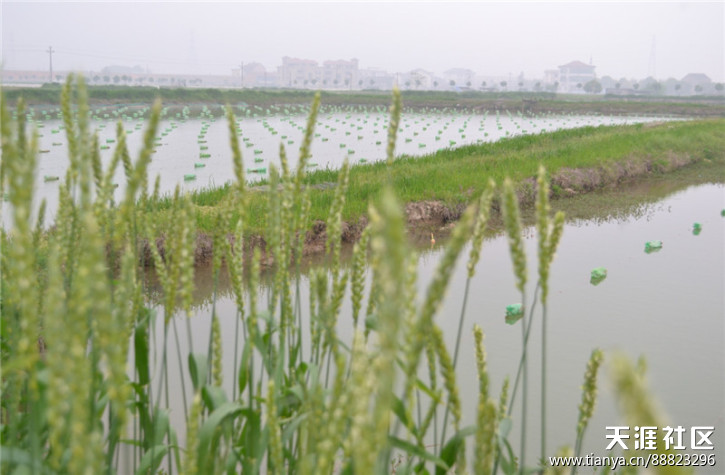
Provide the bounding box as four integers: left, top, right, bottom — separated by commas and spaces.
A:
142, 150, 705, 268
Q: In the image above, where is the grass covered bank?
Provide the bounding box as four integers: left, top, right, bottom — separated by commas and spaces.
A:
4, 84, 725, 117
171, 118, 725, 257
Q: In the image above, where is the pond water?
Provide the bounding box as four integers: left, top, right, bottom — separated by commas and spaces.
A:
135, 182, 723, 469
2, 105, 678, 228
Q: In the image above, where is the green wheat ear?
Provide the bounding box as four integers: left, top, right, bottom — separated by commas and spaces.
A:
574, 348, 604, 460
502, 177, 527, 293
610, 353, 692, 475
386, 86, 402, 166
467, 178, 495, 278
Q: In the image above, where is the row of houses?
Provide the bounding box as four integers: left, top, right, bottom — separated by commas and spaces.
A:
1, 59, 719, 95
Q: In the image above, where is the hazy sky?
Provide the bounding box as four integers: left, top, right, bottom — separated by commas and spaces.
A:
2, 1, 723, 82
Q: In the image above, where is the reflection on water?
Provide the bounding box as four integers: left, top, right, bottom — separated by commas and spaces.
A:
140, 182, 723, 468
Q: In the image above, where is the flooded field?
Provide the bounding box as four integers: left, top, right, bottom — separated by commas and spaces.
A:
140, 182, 724, 468
4, 104, 679, 228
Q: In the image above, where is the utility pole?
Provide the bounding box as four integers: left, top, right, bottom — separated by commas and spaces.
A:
47, 46, 55, 83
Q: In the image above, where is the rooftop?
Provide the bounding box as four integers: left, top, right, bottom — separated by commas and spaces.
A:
559, 60, 595, 69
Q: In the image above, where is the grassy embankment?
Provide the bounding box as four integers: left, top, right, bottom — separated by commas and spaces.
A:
4, 84, 725, 116
172, 118, 725, 248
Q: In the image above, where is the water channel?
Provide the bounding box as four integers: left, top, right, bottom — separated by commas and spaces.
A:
139, 180, 723, 469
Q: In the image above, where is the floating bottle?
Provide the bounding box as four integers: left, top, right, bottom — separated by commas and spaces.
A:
590, 267, 607, 286
505, 303, 524, 325
644, 240, 663, 253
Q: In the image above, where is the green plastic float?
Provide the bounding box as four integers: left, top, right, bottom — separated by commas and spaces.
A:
590, 267, 607, 286
644, 240, 663, 254
505, 303, 524, 325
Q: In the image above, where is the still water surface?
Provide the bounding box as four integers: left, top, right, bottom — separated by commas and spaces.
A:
4, 106, 677, 228
139, 182, 723, 469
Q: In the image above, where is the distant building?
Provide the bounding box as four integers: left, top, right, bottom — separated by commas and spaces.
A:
443, 68, 476, 88
681, 73, 711, 86
231, 62, 269, 88
278, 57, 320, 88
680, 73, 712, 94
321, 58, 359, 89
1, 69, 54, 85
358, 68, 395, 90
543, 69, 559, 87
404, 69, 434, 89
557, 60, 596, 93
101, 65, 146, 75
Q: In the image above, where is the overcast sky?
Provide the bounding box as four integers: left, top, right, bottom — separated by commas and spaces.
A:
2, 1, 723, 82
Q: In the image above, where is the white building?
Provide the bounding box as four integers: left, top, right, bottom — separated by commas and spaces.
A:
557, 60, 596, 93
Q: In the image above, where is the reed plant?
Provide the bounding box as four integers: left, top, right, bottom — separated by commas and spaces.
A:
1, 75, 687, 474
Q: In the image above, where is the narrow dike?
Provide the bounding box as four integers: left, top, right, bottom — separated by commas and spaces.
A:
144, 149, 707, 267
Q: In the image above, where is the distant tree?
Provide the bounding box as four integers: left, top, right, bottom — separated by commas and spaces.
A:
633, 83, 639, 90
500, 81, 507, 89
694, 85, 703, 93
93, 75, 100, 83
121, 75, 129, 84
358, 79, 363, 87
615, 82, 621, 89
103, 75, 110, 83
534, 81, 541, 91
405, 81, 411, 89
449, 79, 455, 87
466, 81, 472, 87
148, 77, 154, 84
415, 79, 422, 88
344, 78, 350, 87
674, 83, 681, 91
369, 79, 374, 86
583, 79, 602, 94
715, 83, 724, 92
55, 75, 62, 82
481, 81, 487, 88
576, 83, 583, 90
518, 81, 524, 88
433, 80, 438, 88
113, 75, 120, 84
